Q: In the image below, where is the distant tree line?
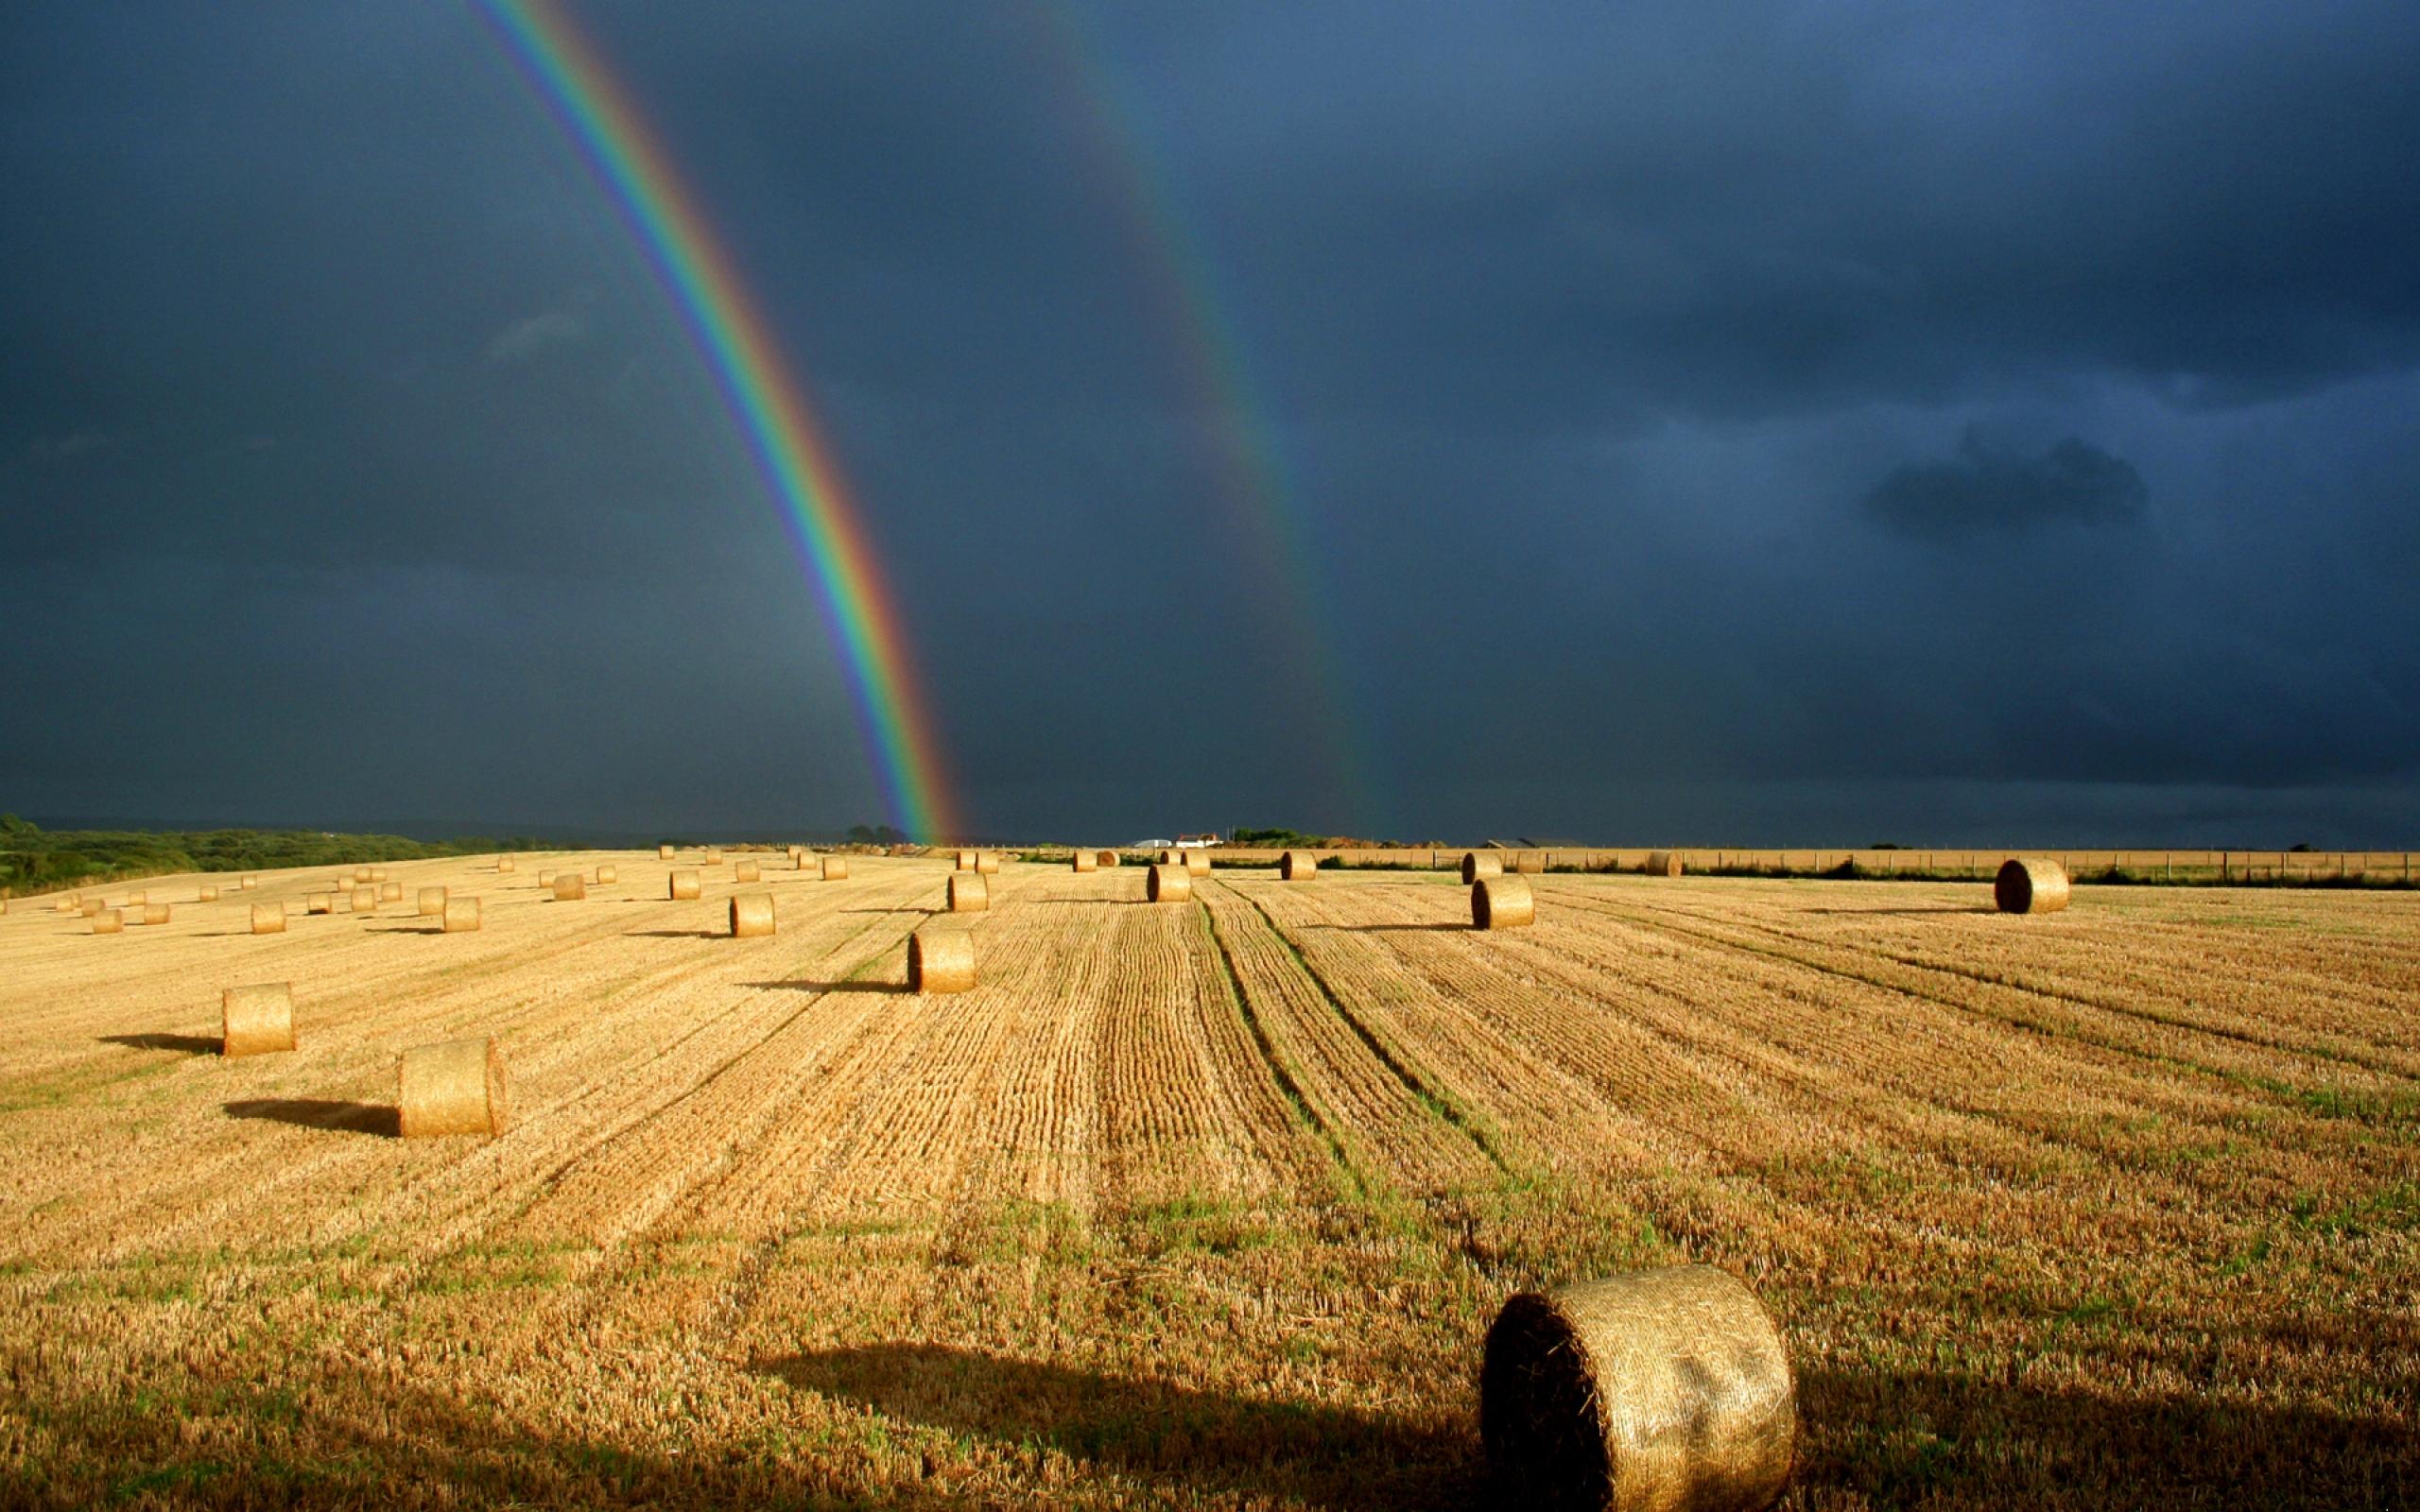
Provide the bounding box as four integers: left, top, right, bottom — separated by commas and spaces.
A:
0, 815, 545, 895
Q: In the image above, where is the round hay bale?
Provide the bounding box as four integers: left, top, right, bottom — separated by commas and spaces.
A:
1995, 857, 2070, 915
821, 855, 849, 881
908, 927, 976, 993
351, 885, 378, 912
417, 886, 448, 916
378, 882, 402, 902
730, 892, 775, 937
735, 860, 761, 883
1149, 864, 1192, 903
251, 902, 286, 935
956, 850, 978, 871
399, 1038, 508, 1138
199, 885, 219, 902
596, 865, 617, 885
54, 895, 78, 914
1645, 851, 1683, 879
786, 845, 804, 865
306, 893, 332, 916
1098, 850, 1120, 868
239, 875, 258, 890
142, 903, 170, 926
80, 899, 104, 917
1184, 850, 1211, 875
221, 982, 295, 1057
369, 868, 389, 883
947, 873, 989, 913
976, 851, 1001, 874
1159, 849, 1182, 866
93, 909, 123, 935
1474, 876, 1535, 929
353, 867, 372, 885
497, 855, 515, 873
442, 897, 481, 933
1480, 1265, 1796, 1512
794, 850, 816, 871
331, 891, 354, 914
669, 868, 700, 901
1280, 850, 1320, 881
538, 870, 557, 887
553, 872, 586, 902
658, 844, 675, 861
127, 890, 147, 905
1512, 851, 1547, 875
1071, 849, 1098, 873
703, 848, 723, 866
1462, 851, 1505, 884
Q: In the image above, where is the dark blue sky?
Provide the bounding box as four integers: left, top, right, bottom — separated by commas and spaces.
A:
4, 3, 2415, 845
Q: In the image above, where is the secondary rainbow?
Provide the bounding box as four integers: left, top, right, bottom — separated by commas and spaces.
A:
471, 0, 959, 841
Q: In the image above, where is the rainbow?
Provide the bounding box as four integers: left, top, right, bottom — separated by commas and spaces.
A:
1028, 4, 1386, 833
471, 0, 959, 841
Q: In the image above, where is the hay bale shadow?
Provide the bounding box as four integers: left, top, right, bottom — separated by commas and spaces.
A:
624, 928, 723, 939
742, 980, 910, 995
100, 1032, 220, 1056
1307, 922, 1465, 933
223, 1099, 399, 1138
755, 1344, 1478, 1508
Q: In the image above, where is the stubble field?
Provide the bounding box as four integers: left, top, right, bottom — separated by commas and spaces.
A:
0, 852, 2413, 1508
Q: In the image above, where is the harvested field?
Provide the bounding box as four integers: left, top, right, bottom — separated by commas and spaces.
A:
0, 857, 2412, 1508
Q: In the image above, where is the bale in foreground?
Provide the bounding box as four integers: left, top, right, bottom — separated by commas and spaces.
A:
1474, 876, 1535, 929
399, 1038, 509, 1138
1280, 850, 1320, 881
221, 982, 295, 1057
1462, 850, 1504, 884
821, 855, 849, 881
947, 873, 988, 913
908, 927, 976, 993
1480, 1266, 1796, 1512
1996, 856, 2071, 914
251, 902, 285, 935
442, 897, 480, 933
730, 892, 775, 937
1149, 864, 1191, 902
418, 886, 448, 916
669, 869, 700, 900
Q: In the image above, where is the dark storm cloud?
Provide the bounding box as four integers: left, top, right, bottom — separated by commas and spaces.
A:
1861, 432, 2148, 541
1, 1, 2415, 842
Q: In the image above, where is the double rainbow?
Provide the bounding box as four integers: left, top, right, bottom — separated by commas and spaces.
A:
473, 0, 959, 841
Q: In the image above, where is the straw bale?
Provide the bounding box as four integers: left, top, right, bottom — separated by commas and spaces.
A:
399, 1038, 508, 1138
1995, 857, 2071, 915
378, 882, 402, 902
730, 892, 775, 937
128, 890, 147, 905
704, 848, 723, 865
142, 902, 170, 925
669, 868, 700, 900
306, 893, 332, 916
947, 873, 988, 912
354, 868, 372, 885
659, 844, 675, 861
1070, 849, 1098, 873
498, 855, 515, 873
1474, 876, 1535, 929
221, 982, 295, 1057
1184, 850, 1211, 875
1149, 864, 1192, 902
1513, 851, 1547, 875
199, 885, 219, 902
538, 870, 556, 887
240, 875, 258, 889
957, 850, 978, 871
909, 927, 976, 993
976, 851, 1001, 874
596, 865, 617, 885
93, 909, 123, 935
442, 897, 481, 933
80, 899, 104, 917
735, 860, 761, 883
1097, 850, 1120, 868
331, 891, 354, 914
1280, 850, 1320, 881
1160, 849, 1183, 866
352, 885, 378, 912
1480, 1265, 1795, 1512
553, 873, 586, 901
1463, 851, 1505, 884
370, 868, 388, 883
821, 855, 849, 881
418, 886, 448, 916
251, 902, 285, 935
1645, 851, 1683, 878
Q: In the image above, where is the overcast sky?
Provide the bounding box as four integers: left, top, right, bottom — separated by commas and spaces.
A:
4, 2, 2414, 845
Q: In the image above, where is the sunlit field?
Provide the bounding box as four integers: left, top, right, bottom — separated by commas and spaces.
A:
1, 851, 2412, 1507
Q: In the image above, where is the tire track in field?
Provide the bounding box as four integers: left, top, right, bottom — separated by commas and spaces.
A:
1197, 895, 1370, 1201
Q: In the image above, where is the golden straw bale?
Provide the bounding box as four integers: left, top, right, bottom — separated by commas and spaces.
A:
369, 868, 388, 883
1159, 849, 1182, 866
251, 902, 285, 935
538, 870, 556, 887
787, 845, 804, 865
54, 895, 78, 914
1280, 850, 1320, 881
331, 891, 354, 914
1462, 851, 1505, 884
379, 882, 402, 902
947, 873, 989, 912
669, 868, 701, 900
821, 856, 848, 881
1071, 849, 1098, 873
142, 903, 170, 926
730, 892, 775, 937
442, 897, 481, 933
1645, 851, 1683, 878
354, 867, 372, 885
93, 909, 123, 935
399, 1038, 508, 1138
1481, 1265, 1796, 1512
306, 893, 332, 916
596, 865, 617, 885
735, 860, 761, 883
957, 850, 978, 871
240, 875, 258, 889
553, 873, 586, 902
498, 855, 515, 873
1184, 850, 1211, 875
221, 982, 295, 1057
1474, 876, 1535, 929
80, 900, 103, 917
199, 885, 219, 902
1995, 857, 2071, 915
1098, 850, 1120, 868
704, 848, 723, 866
127, 890, 147, 905
658, 845, 675, 861
794, 850, 816, 870
908, 927, 976, 993
418, 886, 448, 916
351, 885, 377, 912
977, 851, 1002, 874
1512, 851, 1547, 875
1149, 864, 1192, 902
